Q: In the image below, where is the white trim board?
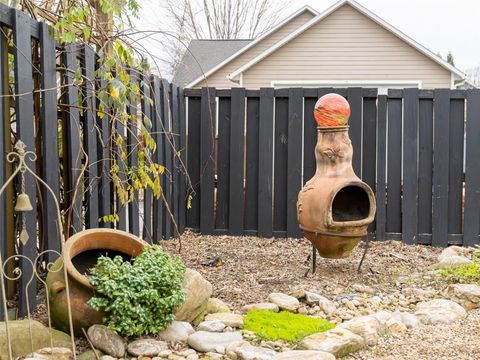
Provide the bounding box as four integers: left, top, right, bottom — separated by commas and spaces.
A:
184, 5, 318, 88
228, 0, 465, 81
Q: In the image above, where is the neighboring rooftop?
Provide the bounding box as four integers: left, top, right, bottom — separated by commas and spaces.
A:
172, 39, 252, 87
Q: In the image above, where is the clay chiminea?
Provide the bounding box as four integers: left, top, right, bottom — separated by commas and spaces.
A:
297, 93, 376, 259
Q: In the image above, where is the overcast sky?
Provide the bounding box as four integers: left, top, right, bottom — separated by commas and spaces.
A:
135, 0, 480, 76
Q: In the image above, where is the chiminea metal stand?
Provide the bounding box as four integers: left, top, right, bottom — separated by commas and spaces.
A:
297, 94, 376, 276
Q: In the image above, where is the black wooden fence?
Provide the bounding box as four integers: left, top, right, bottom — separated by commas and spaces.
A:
0, 4, 186, 317
184, 87, 480, 247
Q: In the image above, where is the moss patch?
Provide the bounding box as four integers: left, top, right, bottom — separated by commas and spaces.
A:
441, 261, 480, 284
243, 310, 335, 342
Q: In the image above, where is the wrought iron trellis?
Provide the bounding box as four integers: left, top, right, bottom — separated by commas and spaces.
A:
0, 141, 76, 359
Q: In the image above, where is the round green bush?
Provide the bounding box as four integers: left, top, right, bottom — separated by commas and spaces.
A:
88, 245, 186, 336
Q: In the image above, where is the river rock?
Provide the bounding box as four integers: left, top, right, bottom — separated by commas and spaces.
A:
187, 331, 243, 353
276, 350, 335, 360
415, 299, 467, 325
27, 347, 72, 360
437, 255, 471, 267
242, 303, 279, 313
197, 320, 226, 332
206, 298, 231, 313
78, 350, 104, 360
386, 317, 407, 334
371, 310, 393, 326
444, 283, 480, 310
340, 315, 386, 346
226, 340, 250, 360
0, 320, 72, 359
391, 311, 420, 329
175, 268, 213, 322
268, 293, 300, 312
235, 345, 277, 360
87, 325, 125, 357
300, 328, 364, 357
205, 313, 244, 328
158, 321, 195, 343
127, 339, 168, 356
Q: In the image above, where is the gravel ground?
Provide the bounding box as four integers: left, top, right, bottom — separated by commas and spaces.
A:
161, 231, 441, 308
352, 308, 480, 360
161, 232, 480, 360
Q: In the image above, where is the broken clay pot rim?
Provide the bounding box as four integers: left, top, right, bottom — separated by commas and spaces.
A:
63, 228, 148, 289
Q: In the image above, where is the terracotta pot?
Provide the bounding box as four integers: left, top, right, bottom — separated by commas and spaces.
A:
46, 229, 147, 335
297, 126, 376, 258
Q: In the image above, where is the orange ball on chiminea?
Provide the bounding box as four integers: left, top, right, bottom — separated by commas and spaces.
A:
314, 93, 351, 127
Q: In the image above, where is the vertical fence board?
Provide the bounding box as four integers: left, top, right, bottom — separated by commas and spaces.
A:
13, 9, 37, 314
402, 89, 419, 244
140, 75, 152, 242
187, 97, 201, 230
464, 90, 480, 246
82, 45, 99, 229
216, 97, 231, 230
418, 98, 433, 244
303, 96, 317, 184
152, 77, 163, 241
178, 87, 187, 233
245, 97, 259, 232
347, 88, 362, 175
274, 97, 288, 234
287, 88, 303, 238
96, 75, 112, 228
200, 87, 215, 234
448, 98, 465, 237
63, 47, 83, 235
376, 95, 387, 241
386, 95, 402, 234
115, 114, 127, 231
127, 70, 139, 236
432, 89, 450, 247
258, 88, 274, 237
171, 85, 180, 236
40, 23, 60, 260
161, 80, 173, 239
229, 88, 246, 235
362, 95, 377, 233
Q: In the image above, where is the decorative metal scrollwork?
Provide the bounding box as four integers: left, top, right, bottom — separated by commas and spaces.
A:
0, 141, 76, 359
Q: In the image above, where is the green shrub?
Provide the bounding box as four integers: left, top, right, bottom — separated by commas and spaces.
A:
88, 245, 186, 336
243, 310, 335, 342
440, 261, 480, 284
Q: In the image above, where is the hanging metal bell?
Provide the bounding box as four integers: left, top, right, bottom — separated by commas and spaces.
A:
14, 193, 33, 212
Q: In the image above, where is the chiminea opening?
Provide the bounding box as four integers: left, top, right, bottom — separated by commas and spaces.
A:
332, 185, 370, 221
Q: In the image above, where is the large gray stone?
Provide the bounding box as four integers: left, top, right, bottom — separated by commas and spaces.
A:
175, 268, 213, 322
235, 345, 276, 360
242, 303, 279, 313
197, 320, 226, 332
87, 325, 125, 358
267, 293, 300, 312
415, 299, 467, 325
187, 331, 243, 353
276, 350, 335, 360
444, 283, 480, 310
127, 339, 168, 356
391, 311, 420, 329
206, 298, 231, 314
0, 320, 72, 359
339, 315, 386, 346
158, 321, 195, 343
300, 328, 364, 358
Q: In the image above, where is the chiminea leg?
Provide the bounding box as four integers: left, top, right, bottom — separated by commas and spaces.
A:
357, 235, 370, 272
312, 232, 318, 274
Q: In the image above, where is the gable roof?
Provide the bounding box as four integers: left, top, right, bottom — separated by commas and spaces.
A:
172, 40, 252, 86
228, 0, 465, 81
183, 5, 319, 88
